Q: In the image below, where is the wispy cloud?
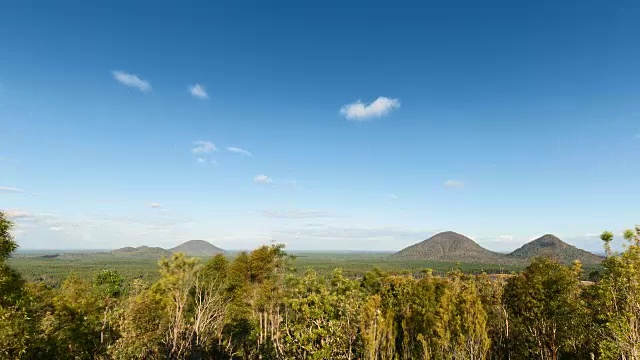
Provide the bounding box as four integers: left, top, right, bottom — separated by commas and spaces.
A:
2, 209, 31, 219
189, 84, 209, 99
270, 226, 437, 251
340, 96, 400, 121
112, 71, 151, 93
280, 179, 298, 190
253, 175, 297, 189
262, 210, 336, 219
390, 194, 398, 200
443, 180, 465, 188
273, 226, 434, 243
635, 132, 640, 139
5, 210, 198, 248
254, 174, 272, 184
191, 140, 217, 154
0, 186, 29, 194
148, 202, 161, 209
227, 146, 253, 157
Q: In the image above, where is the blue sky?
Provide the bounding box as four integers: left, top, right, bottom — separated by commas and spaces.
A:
1, 0, 639, 252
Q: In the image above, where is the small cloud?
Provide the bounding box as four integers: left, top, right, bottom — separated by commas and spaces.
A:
253, 175, 298, 190
226, 147, 253, 157
254, 174, 272, 184
340, 96, 400, 121
112, 71, 151, 93
498, 235, 514, 241
48, 226, 65, 232
272, 226, 434, 244
262, 210, 336, 219
635, 132, 640, 139
191, 140, 217, 154
0, 186, 28, 194
276, 179, 298, 190
443, 180, 465, 188
148, 202, 161, 209
197, 157, 206, 163
305, 223, 325, 227
390, 194, 398, 200
189, 84, 209, 99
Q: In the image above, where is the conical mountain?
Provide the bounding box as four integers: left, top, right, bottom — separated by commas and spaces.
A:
390, 231, 505, 263
508, 234, 602, 264
170, 240, 225, 257
111, 245, 171, 257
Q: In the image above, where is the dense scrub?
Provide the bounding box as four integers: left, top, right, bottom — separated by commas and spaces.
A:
1, 212, 639, 359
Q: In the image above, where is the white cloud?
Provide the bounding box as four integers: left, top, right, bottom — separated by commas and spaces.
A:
276, 179, 299, 190
340, 96, 400, 121
2, 209, 31, 219
7, 210, 199, 249
226, 146, 253, 157
197, 158, 206, 163
497, 235, 514, 241
189, 84, 209, 99
0, 186, 28, 194
148, 202, 161, 209
390, 194, 398, 200
272, 226, 435, 250
112, 71, 151, 93
262, 210, 336, 219
191, 140, 217, 154
254, 174, 272, 184
443, 180, 465, 188
252, 176, 298, 190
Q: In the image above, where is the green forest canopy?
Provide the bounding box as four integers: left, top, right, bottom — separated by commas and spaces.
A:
1, 212, 640, 360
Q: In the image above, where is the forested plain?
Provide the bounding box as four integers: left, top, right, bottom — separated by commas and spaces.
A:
1, 212, 640, 360
7, 251, 527, 288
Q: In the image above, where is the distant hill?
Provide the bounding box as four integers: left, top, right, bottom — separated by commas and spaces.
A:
390, 231, 507, 263
171, 240, 225, 257
508, 234, 603, 264
110, 240, 224, 258
111, 245, 171, 257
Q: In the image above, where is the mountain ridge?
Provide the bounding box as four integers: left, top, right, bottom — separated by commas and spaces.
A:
509, 234, 603, 264
391, 231, 602, 264
111, 240, 224, 257
390, 231, 507, 263
170, 240, 225, 256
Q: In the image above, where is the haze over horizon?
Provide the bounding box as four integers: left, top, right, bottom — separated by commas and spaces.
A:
1, 0, 638, 252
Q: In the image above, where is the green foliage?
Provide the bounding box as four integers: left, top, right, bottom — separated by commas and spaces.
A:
503, 257, 589, 360
3, 218, 640, 360
594, 227, 640, 359
0, 212, 17, 261
281, 269, 363, 359
109, 285, 166, 359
